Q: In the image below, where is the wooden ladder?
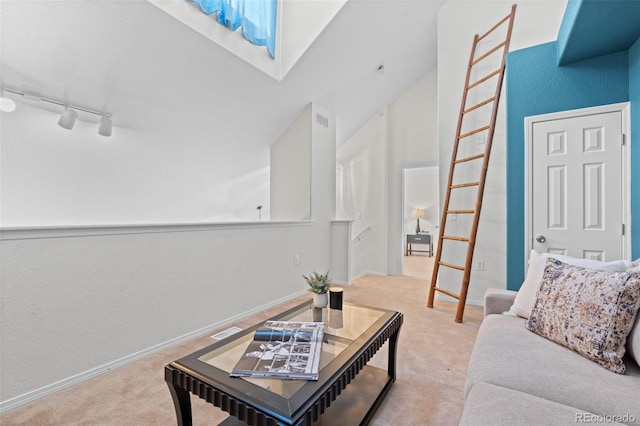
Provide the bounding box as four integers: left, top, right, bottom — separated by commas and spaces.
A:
427, 5, 516, 323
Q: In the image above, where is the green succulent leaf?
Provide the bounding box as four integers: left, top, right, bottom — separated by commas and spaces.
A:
303, 270, 331, 294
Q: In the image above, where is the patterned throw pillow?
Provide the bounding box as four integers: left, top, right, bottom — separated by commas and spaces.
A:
526, 258, 640, 374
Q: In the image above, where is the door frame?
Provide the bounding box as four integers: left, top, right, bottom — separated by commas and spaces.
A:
524, 102, 631, 263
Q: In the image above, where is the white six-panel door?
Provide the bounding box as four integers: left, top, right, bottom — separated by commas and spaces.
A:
526, 103, 629, 261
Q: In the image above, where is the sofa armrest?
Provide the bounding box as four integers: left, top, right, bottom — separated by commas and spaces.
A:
483, 288, 517, 317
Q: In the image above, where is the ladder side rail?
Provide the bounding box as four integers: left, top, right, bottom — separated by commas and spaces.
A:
428, 34, 480, 308
464, 2, 517, 287
429, 5, 517, 321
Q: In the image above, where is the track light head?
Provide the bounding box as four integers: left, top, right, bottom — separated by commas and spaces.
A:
58, 108, 78, 130
0, 97, 16, 112
98, 116, 113, 137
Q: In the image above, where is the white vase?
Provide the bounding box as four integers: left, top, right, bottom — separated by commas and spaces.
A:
313, 292, 328, 308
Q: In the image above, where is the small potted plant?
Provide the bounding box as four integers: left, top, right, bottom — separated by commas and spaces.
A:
303, 270, 331, 308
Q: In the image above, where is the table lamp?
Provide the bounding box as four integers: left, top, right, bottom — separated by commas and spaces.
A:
412, 208, 425, 234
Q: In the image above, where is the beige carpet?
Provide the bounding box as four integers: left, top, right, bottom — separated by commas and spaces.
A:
1, 256, 483, 425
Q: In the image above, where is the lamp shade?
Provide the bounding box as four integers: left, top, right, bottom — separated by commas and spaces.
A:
58, 108, 78, 130
98, 116, 112, 137
412, 208, 426, 220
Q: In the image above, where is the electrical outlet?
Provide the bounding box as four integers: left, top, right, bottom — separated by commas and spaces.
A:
477, 133, 486, 145
476, 260, 485, 271
294, 255, 300, 265
449, 213, 457, 221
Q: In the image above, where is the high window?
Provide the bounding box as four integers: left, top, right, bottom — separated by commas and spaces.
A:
188, 0, 277, 58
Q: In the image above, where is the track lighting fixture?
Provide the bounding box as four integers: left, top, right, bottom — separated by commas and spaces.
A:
1, 87, 114, 137
98, 116, 113, 137
58, 107, 78, 130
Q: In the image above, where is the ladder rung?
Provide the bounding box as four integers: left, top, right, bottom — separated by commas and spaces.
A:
432, 286, 461, 300
477, 10, 514, 42
447, 209, 475, 215
438, 261, 466, 271
471, 41, 507, 66
459, 126, 490, 140
463, 97, 496, 115
455, 154, 485, 164
468, 69, 501, 90
450, 181, 480, 189
443, 235, 471, 242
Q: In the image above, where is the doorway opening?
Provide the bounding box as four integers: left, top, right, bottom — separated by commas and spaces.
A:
402, 165, 439, 278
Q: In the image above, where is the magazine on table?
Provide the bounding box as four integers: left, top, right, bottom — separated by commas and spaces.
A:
231, 321, 325, 380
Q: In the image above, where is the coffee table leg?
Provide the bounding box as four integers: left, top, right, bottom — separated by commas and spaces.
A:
167, 382, 193, 426
388, 323, 401, 382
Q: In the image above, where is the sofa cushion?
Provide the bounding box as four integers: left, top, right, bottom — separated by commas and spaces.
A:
483, 288, 517, 317
465, 314, 640, 424
510, 250, 633, 319
460, 382, 623, 426
526, 258, 640, 374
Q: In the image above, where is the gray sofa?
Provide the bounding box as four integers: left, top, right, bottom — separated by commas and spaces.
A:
460, 288, 640, 426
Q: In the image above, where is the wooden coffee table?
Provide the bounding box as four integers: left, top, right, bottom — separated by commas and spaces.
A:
165, 301, 403, 425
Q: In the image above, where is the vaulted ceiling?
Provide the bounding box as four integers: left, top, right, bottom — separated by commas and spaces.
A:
1, 0, 443, 153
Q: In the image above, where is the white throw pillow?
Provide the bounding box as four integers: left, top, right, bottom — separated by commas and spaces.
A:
510, 250, 634, 319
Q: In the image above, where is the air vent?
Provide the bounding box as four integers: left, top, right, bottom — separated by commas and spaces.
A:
211, 326, 243, 340
316, 113, 329, 128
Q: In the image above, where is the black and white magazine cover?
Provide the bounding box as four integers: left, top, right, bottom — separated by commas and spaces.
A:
231, 321, 324, 380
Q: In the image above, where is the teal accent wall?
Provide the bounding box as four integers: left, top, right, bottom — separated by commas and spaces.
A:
630, 37, 640, 260
505, 41, 630, 291
557, 0, 640, 65
556, 0, 581, 64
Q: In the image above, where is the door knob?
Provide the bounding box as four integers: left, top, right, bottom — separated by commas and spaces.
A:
536, 235, 546, 243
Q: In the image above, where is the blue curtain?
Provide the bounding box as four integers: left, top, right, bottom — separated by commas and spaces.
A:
188, 0, 277, 59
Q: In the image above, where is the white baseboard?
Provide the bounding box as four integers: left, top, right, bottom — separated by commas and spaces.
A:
350, 270, 387, 281
435, 294, 483, 307
0, 290, 307, 413
466, 298, 483, 307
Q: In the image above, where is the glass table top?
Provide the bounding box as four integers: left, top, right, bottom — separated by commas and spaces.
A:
196, 302, 386, 398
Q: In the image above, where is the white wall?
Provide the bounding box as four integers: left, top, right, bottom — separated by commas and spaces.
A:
336, 110, 388, 277
270, 105, 311, 220
0, 102, 271, 226
280, 0, 347, 78
0, 101, 336, 408
336, 1, 566, 290
148, 0, 347, 81
436, 1, 567, 305
337, 68, 439, 279
331, 220, 352, 284
386, 68, 440, 275
310, 102, 337, 255
0, 224, 311, 404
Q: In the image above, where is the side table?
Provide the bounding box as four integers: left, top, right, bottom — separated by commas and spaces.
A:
406, 234, 432, 256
